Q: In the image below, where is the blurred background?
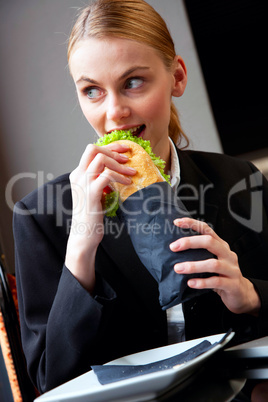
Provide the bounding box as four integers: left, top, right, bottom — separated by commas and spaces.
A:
0, 0, 267, 273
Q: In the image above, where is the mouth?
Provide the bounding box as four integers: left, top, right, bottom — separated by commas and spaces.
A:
128, 124, 146, 138
106, 124, 146, 138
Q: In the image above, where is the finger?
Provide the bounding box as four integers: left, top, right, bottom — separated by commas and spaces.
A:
174, 252, 241, 284
174, 258, 237, 287
79, 144, 130, 171
174, 256, 240, 291
173, 218, 221, 241
171, 233, 215, 251
174, 258, 220, 275
104, 142, 130, 152
187, 275, 230, 291
98, 168, 133, 187
90, 165, 135, 200
171, 218, 236, 263
172, 234, 234, 262
88, 152, 136, 179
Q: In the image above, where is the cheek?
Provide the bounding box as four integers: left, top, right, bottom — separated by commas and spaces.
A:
143, 91, 171, 124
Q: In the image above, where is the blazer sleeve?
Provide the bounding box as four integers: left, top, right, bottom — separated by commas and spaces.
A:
245, 161, 268, 337
223, 161, 268, 341
249, 162, 268, 337
13, 200, 117, 393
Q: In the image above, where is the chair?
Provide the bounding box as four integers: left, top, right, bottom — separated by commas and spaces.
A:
0, 260, 36, 402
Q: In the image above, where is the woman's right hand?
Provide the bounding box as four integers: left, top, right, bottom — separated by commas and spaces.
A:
65, 142, 136, 292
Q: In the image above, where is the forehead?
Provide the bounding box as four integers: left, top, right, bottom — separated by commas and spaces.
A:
69, 37, 165, 80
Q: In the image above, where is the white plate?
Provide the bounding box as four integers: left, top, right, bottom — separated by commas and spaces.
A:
35, 332, 234, 402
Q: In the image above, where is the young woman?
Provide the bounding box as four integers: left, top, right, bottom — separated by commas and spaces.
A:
13, 0, 268, 395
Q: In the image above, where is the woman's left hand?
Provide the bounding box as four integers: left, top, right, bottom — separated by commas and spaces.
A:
170, 218, 261, 317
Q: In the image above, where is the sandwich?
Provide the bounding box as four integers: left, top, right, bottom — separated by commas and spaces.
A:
95, 130, 170, 217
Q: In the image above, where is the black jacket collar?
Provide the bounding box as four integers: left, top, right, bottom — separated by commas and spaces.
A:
177, 149, 220, 231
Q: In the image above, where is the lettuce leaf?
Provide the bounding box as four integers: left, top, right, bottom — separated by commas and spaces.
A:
95, 130, 170, 217
103, 190, 119, 218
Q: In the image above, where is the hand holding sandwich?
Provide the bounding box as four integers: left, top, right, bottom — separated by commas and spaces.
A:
65, 141, 136, 293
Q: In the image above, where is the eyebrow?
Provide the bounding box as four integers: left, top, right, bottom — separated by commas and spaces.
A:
76, 66, 150, 85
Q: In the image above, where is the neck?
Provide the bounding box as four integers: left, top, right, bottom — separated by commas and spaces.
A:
153, 138, 171, 175
164, 148, 171, 175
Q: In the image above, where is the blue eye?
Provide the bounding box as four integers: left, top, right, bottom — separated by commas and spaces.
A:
86, 87, 102, 99
125, 78, 144, 89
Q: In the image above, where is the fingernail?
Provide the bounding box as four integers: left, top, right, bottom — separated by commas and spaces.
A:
126, 167, 136, 173
120, 154, 128, 160
174, 218, 185, 226
170, 242, 180, 251
174, 264, 184, 273
188, 279, 196, 287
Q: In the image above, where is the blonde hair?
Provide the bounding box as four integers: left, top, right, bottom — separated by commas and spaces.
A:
68, 0, 189, 147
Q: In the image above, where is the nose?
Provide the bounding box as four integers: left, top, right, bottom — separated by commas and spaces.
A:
106, 93, 130, 122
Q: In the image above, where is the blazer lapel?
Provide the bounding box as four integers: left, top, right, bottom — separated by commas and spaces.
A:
177, 149, 220, 231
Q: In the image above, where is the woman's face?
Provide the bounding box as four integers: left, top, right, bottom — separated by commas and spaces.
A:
70, 37, 182, 161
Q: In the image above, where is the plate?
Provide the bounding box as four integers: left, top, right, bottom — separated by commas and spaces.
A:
35, 332, 234, 402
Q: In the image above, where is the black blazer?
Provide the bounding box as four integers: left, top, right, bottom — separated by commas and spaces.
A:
13, 149, 268, 393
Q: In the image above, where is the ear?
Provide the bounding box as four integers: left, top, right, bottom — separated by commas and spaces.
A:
171, 56, 187, 97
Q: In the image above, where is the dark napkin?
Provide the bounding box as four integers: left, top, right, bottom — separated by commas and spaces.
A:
92, 340, 213, 385
117, 182, 215, 309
